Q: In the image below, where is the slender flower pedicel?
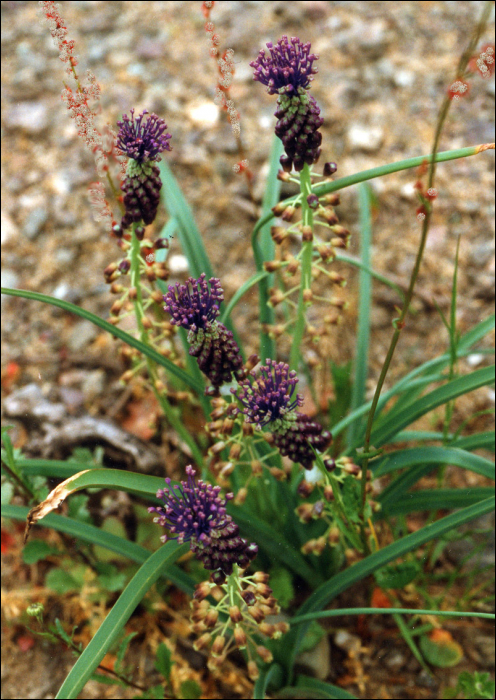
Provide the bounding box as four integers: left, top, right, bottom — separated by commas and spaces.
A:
149, 466, 258, 574
250, 35, 323, 172
116, 109, 172, 230
233, 359, 331, 469
163, 274, 244, 389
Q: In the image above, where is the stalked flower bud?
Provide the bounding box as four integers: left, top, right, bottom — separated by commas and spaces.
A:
234, 626, 248, 648
271, 226, 288, 244
229, 605, 243, 623
323, 161, 338, 176
306, 193, 319, 209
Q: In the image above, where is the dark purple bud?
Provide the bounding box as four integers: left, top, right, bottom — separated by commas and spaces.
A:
149, 466, 258, 575
274, 92, 323, 172
118, 259, 131, 273
307, 194, 319, 209
155, 238, 170, 249
273, 413, 332, 470
135, 225, 145, 241
323, 162, 338, 177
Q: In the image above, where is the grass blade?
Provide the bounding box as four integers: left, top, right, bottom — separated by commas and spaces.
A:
0, 288, 203, 395
374, 446, 495, 479
370, 366, 494, 448
380, 487, 494, 515
55, 541, 188, 698
347, 183, 373, 448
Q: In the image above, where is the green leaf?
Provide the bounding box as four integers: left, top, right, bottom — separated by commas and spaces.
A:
55, 541, 188, 698
1, 481, 14, 504
298, 620, 325, 654
419, 631, 463, 668
381, 487, 494, 516
450, 671, 495, 699
22, 539, 59, 564
93, 517, 129, 562
374, 561, 420, 589
180, 679, 202, 700
295, 676, 357, 699
45, 568, 80, 594
269, 567, 295, 609
374, 447, 495, 479
155, 642, 173, 682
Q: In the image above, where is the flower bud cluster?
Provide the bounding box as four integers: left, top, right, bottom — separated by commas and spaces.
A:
251, 36, 322, 172
296, 456, 376, 555
149, 466, 258, 575
191, 567, 288, 680
116, 109, 171, 231
232, 360, 331, 470
163, 274, 244, 390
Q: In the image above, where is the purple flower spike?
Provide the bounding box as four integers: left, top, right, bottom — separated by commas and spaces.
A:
116, 109, 172, 164
116, 109, 171, 230
232, 360, 332, 469
163, 275, 243, 389
163, 274, 224, 333
233, 359, 304, 429
251, 36, 323, 172
149, 466, 258, 575
250, 35, 319, 95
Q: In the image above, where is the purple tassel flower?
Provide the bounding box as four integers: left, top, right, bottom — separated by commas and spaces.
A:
149, 466, 258, 574
250, 36, 323, 172
163, 274, 244, 389
116, 109, 172, 230
232, 359, 331, 469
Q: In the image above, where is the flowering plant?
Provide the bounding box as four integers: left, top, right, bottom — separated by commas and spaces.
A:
1, 2, 494, 698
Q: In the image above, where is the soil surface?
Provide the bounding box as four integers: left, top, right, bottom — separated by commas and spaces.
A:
1, 2, 494, 698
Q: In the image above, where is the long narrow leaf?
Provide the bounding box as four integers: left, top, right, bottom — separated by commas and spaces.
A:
374, 446, 495, 479
451, 431, 495, 451
0, 288, 203, 395
294, 676, 357, 699
159, 161, 214, 279
291, 607, 495, 624
347, 184, 373, 448
56, 541, 188, 698
1, 504, 195, 594
381, 487, 494, 516
283, 496, 495, 675
370, 366, 494, 447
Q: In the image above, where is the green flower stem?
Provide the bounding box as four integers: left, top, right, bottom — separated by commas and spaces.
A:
129, 228, 204, 466
252, 144, 493, 256
357, 0, 493, 531
289, 164, 314, 370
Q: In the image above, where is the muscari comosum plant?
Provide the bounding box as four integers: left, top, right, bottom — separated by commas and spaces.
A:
1, 2, 495, 698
